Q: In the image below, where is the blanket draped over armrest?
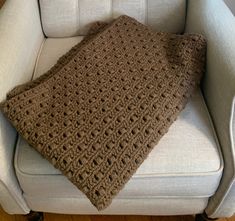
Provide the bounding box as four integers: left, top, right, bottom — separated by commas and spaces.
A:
0, 15, 206, 210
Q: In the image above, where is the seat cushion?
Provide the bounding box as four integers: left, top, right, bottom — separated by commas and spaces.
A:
39, 0, 186, 37
15, 36, 223, 199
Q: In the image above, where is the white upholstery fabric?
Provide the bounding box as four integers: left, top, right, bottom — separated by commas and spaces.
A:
39, 0, 186, 37
0, 0, 44, 214
25, 196, 208, 215
14, 36, 223, 213
0, 181, 25, 215
185, 0, 235, 218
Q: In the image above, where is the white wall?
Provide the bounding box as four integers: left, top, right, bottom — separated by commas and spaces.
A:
224, 0, 235, 15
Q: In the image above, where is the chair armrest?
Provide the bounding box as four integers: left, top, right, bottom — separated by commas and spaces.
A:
185, 0, 235, 218
0, 0, 44, 214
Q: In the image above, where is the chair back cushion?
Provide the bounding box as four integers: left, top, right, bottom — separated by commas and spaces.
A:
39, 0, 186, 37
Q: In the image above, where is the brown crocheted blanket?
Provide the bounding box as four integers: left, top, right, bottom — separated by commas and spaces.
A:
0, 15, 206, 210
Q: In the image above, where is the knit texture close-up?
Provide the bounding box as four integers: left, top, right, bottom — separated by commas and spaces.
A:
0, 15, 206, 210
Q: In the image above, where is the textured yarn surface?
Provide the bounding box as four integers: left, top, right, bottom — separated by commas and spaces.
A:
0, 16, 206, 210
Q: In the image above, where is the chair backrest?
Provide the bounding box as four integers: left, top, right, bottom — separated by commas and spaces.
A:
39, 0, 186, 38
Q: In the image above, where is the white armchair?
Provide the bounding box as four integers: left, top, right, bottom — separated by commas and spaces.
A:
0, 0, 234, 220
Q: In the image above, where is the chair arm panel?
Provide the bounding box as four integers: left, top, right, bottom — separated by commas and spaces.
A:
185, 0, 235, 218
0, 0, 44, 214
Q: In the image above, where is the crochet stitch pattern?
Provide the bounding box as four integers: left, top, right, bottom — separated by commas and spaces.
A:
0, 15, 206, 210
